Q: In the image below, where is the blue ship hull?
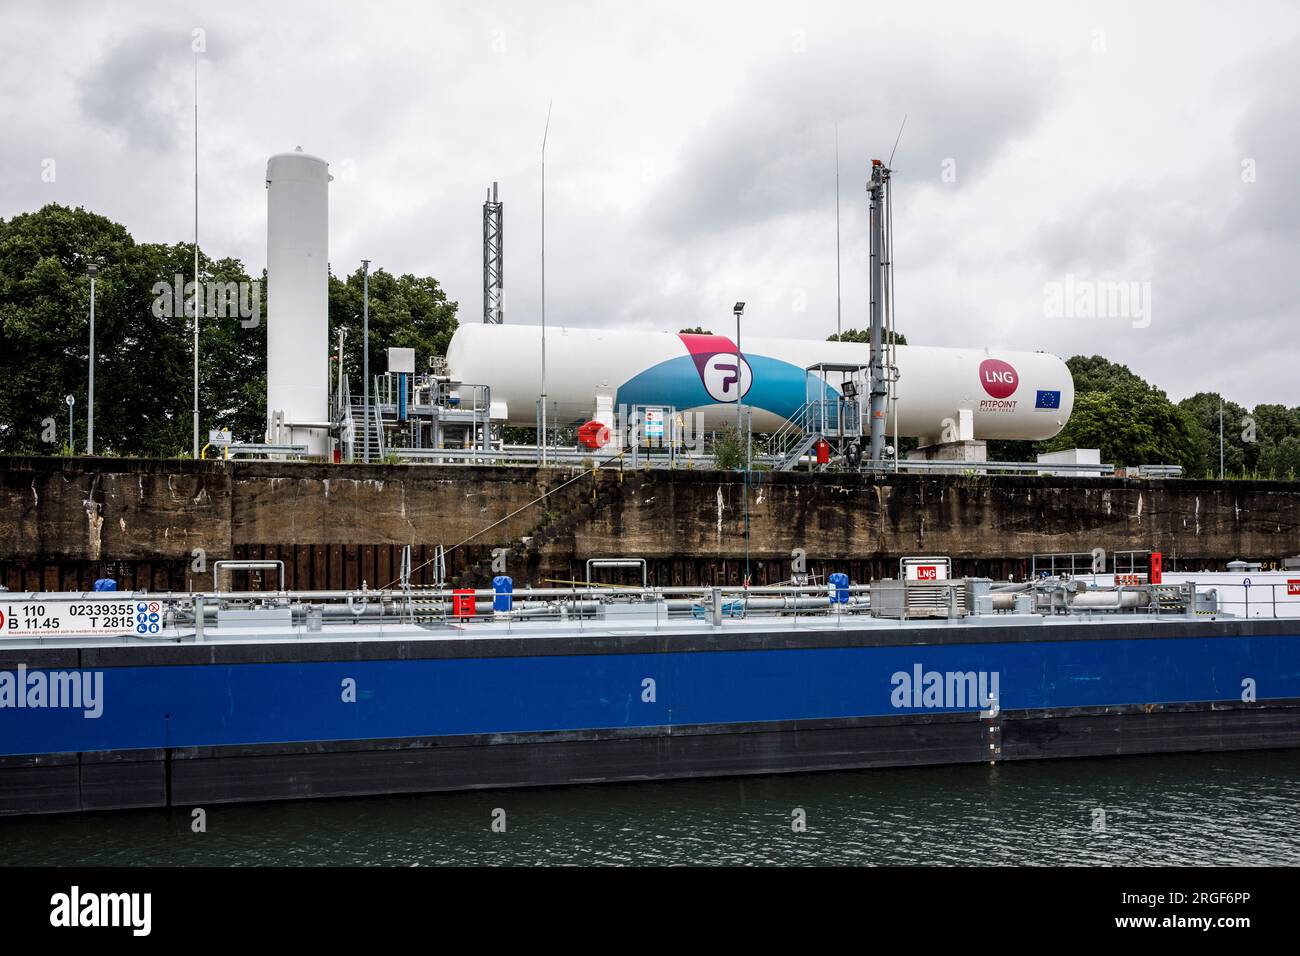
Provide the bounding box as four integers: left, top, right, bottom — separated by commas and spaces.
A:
3, 617, 1300, 815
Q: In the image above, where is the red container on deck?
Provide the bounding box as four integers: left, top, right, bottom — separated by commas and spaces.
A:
578, 420, 610, 449
452, 589, 476, 619
815, 439, 830, 465
1150, 552, 1163, 584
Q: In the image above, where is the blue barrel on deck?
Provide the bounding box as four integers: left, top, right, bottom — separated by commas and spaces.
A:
829, 572, 849, 605
93, 578, 117, 592
492, 575, 513, 612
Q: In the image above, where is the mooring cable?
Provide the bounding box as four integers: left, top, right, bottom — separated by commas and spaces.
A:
378, 445, 631, 589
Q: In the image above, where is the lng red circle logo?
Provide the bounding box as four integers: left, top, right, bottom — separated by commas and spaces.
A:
979, 359, 1019, 399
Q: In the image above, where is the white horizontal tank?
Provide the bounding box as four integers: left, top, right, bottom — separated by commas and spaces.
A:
265, 149, 331, 456
445, 324, 1074, 442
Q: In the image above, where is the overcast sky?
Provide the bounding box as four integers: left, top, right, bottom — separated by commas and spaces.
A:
2, 0, 1297, 406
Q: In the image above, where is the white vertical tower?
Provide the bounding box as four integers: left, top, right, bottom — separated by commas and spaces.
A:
265, 148, 331, 456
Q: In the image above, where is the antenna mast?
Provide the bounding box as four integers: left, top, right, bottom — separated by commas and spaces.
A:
835, 125, 842, 339
483, 182, 504, 323
539, 101, 552, 466
191, 49, 201, 459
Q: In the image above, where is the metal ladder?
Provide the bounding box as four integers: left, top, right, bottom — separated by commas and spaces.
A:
351, 403, 385, 463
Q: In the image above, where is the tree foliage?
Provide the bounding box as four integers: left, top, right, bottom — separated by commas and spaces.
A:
1178, 392, 1300, 479
328, 266, 459, 396
0, 204, 457, 456
827, 328, 907, 345
1044, 357, 1202, 471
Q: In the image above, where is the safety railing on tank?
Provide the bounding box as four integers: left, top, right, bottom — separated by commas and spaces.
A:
1203, 583, 1300, 619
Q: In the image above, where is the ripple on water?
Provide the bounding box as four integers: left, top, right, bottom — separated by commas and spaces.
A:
2, 749, 1298, 866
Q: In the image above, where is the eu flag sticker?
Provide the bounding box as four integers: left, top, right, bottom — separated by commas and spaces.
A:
1035, 389, 1061, 410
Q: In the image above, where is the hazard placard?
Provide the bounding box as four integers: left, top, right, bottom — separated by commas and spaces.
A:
2, 600, 142, 637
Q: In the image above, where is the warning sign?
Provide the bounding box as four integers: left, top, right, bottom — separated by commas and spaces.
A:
3, 600, 140, 637
644, 407, 665, 440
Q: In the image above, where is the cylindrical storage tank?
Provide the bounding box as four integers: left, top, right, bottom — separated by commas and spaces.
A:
445, 324, 1074, 442
265, 149, 330, 456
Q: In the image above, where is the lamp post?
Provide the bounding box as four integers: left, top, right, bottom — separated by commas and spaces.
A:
65, 394, 75, 454
362, 259, 371, 461
86, 264, 98, 455
733, 301, 749, 586
539, 101, 553, 467
191, 48, 201, 460
336, 326, 348, 412
733, 301, 745, 438
1219, 395, 1224, 479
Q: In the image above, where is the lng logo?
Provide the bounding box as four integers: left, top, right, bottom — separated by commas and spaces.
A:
50, 886, 151, 936
678, 333, 752, 403
978, 358, 1018, 399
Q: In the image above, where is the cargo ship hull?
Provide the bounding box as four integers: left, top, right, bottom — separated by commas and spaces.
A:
4, 616, 1300, 816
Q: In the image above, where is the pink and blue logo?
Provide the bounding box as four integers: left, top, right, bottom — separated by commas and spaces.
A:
679, 333, 752, 403
612, 333, 835, 422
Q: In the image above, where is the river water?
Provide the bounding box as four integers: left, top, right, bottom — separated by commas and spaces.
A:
4, 748, 1298, 866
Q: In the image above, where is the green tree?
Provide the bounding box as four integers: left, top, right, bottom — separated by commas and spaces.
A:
328, 266, 458, 393
1063, 354, 1147, 395
712, 423, 755, 470
827, 328, 907, 345
1246, 403, 1300, 478
0, 204, 456, 456
0, 205, 135, 453
1047, 374, 1200, 470
1178, 392, 1247, 477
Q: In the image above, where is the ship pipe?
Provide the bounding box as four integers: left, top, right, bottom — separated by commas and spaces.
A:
1070, 591, 1152, 609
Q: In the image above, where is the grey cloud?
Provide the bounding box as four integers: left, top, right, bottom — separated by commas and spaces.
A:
644, 38, 1059, 240
2, 1, 1298, 407
78, 28, 210, 150
1226, 36, 1300, 238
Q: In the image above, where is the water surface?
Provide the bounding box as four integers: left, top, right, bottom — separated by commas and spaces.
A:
4, 749, 1297, 866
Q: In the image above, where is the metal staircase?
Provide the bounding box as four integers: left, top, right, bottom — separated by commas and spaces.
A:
764, 403, 824, 471
353, 403, 385, 463
776, 431, 822, 471
765, 403, 810, 463
335, 373, 385, 463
